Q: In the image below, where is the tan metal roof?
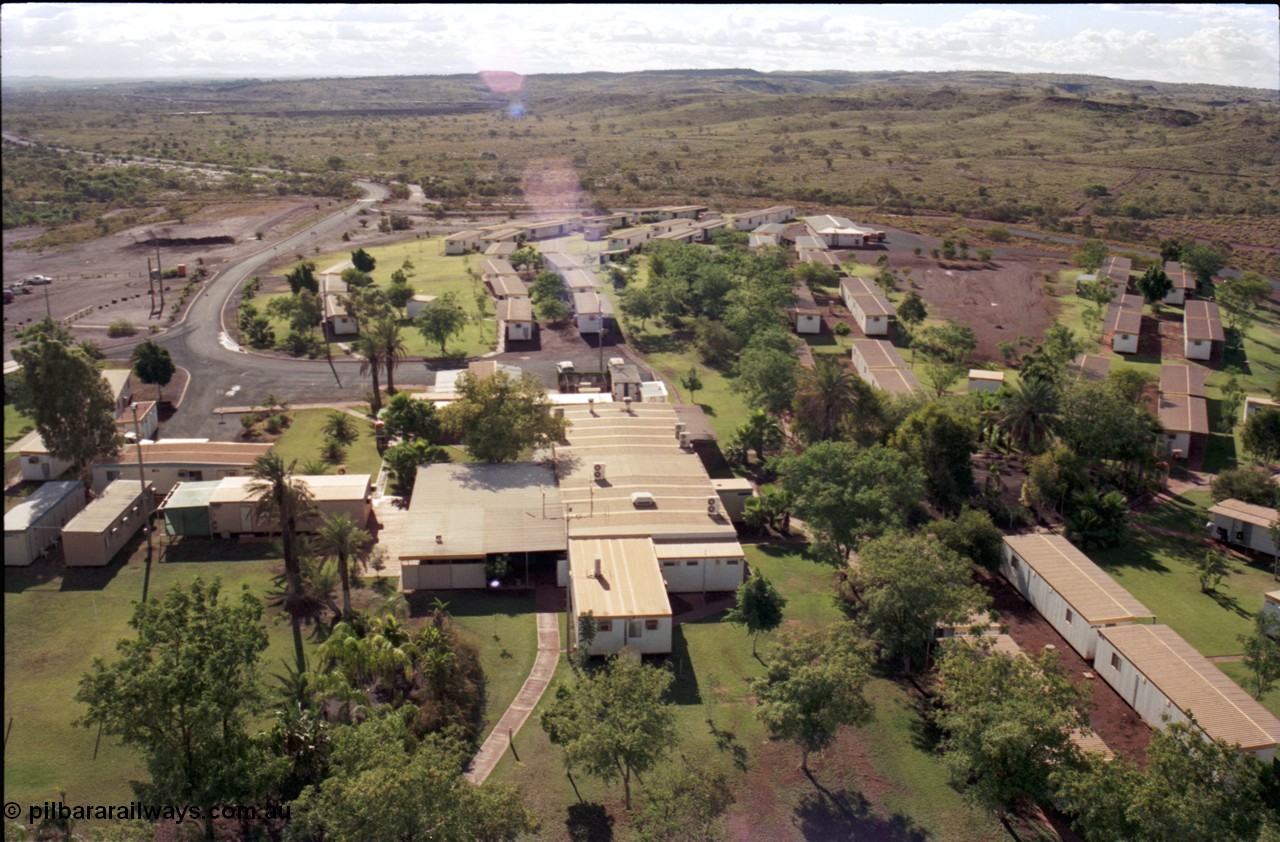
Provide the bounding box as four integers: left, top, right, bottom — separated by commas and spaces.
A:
445, 229, 482, 242
1158, 393, 1209, 435
1107, 294, 1144, 335
557, 404, 740, 542
572, 291, 614, 316
63, 480, 152, 534
868, 367, 922, 395
1208, 499, 1278, 530
1164, 261, 1195, 290
484, 241, 519, 256
482, 258, 517, 277
1101, 256, 1132, 285
651, 537, 746, 559
1070, 354, 1111, 381
1159, 365, 1208, 397
569, 537, 672, 619
208, 474, 371, 505
1184, 300, 1224, 342
96, 442, 271, 467
488, 274, 529, 298
5, 429, 49, 455
1099, 624, 1280, 752
400, 463, 564, 559
563, 268, 600, 289
969, 370, 1005, 382
1003, 533, 1154, 624
851, 339, 908, 370
101, 369, 132, 402
4, 481, 83, 532
840, 276, 877, 297
848, 292, 895, 318
1267, 590, 1280, 605
542, 251, 583, 272
496, 298, 533, 323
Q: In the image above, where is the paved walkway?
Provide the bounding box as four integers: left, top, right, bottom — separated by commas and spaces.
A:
464, 587, 561, 785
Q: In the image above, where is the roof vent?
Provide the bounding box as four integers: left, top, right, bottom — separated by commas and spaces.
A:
594, 554, 602, 579
435, 534, 443, 545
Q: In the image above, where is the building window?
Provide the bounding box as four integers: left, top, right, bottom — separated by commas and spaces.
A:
1110, 653, 1120, 670
686, 560, 699, 566
27, 457, 39, 465
597, 620, 612, 632
662, 561, 676, 568
727, 559, 739, 565
645, 619, 659, 631
1065, 608, 1074, 624
628, 619, 643, 639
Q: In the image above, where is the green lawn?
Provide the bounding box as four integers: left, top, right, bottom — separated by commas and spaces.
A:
488, 543, 1008, 842
4, 403, 34, 449
269, 408, 383, 477
1091, 491, 1275, 658
1215, 659, 1280, 718
3, 539, 309, 809
405, 589, 538, 743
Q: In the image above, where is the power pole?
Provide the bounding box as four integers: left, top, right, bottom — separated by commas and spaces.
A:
147, 257, 156, 316
153, 237, 165, 313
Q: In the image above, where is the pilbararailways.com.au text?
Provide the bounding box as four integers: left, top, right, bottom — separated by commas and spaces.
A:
11, 801, 290, 825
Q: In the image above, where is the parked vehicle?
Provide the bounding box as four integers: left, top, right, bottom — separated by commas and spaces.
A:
23, 275, 52, 285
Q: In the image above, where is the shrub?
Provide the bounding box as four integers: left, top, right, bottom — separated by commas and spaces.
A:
834, 321, 852, 336
264, 415, 282, 435
322, 439, 347, 464
1211, 467, 1279, 507
240, 414, 258, 434
107, 320, 136, 338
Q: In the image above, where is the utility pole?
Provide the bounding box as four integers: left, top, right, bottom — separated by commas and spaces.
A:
153, 237, 165, 312
131, 403, 154, 566
43, 281, 51, 319
147, 257, 156, 316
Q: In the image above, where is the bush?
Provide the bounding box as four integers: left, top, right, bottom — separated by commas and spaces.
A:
1211, 467, 1279, 507
240, 414, 258, 434
264, 415, 282, 435
277, 330, 323, 358
322, 439, 347, 464
107, 320, 136, 338
834, 321, 852, 336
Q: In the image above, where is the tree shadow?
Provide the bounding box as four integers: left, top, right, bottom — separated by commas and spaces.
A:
666, 626, 703, 706
706, 718, 749, 771
1206, 587, 1253, 620
565, 802, 613, 842
793, 774, 931, 842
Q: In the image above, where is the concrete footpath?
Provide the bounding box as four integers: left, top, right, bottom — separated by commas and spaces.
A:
464, 588, 561, 784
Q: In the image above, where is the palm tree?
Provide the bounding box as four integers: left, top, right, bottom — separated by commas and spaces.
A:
792, 357, 860, 443
313, 513, 372, 620
321, 411, 359, 445
248, 452, 316, 673
354, 334, 384, 415
372, 316, 409, 396
998, 378, 1061, 454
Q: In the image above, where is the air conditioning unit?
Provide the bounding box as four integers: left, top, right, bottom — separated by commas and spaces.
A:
707, 497, 719, 515
629, 491, 656, 508
593, 462, 606, 481
679, 431, 692, 449
674, 422, 686, 439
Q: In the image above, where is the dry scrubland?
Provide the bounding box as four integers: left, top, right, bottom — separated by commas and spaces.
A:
4, 69, 1278, 276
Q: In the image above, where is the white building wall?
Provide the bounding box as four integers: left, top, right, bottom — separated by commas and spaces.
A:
1211, 515, 1279, 556
1165, 432, 1191, 458
1112, 333, 1139, 354
400, 561, 487, 590
1092, 634, 1192, 732
3, 490, 86, 567
1000, 543, 1106, 659
1185, 338, 1211, 361
93, 463, 251, 496
19, 453, 73, 483
795, 314, 822, 335
856, 310, 888, 336
658, 557, 745, 593
586, 616, 672, 656
505, 321, 533, 341
576, 314, 605, 334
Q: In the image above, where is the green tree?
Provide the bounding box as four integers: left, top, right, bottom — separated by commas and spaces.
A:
929, 507, 1004, 570
1073, 239, 1108, 272
314, 513, 372, 620
386, 277, 414, 314
680, 365, 704, 404
791, 356, 864, 443
1053, 720, 1271, 842
728, 410, 784, 466
541, 657, 677, 810
285, 261, 319, 295
1080, 279, 1117, 339
1211, 466, 1278, 507
889, 403, 976, 513
897, 290, 927, 330
322, 411, 359, 445
725, 572, 787, 656
12, 332, 120, 479
354, 333, 384, 416
778, 442, 925, 563
340, 267, 374, 290
753, 623, 874, 772
416, 291, 469, 355
998, 377, 1060, 454
1241, 407, 1280, 464
632, 760, 734, 842
621, 283, 660, 331
733, 334, 800, 415
1020, 445, 1088, 519
1018, 323, 1084, 385
935, 645, 1088, 817
1135, 265, 1172, 304
372, 316, 408, 395
381, 391, 440, 442
529, 270, 567, 304
130, 339, 175, 404
849, 533, 988, 672
1059, 380, 1159, 470
267, 290, 323, 334
536, 297, 569, 325
1240, 610, 1280, 699
75, 579, 269, 842
1181, 244, 1227, 285
1107, 365, 1154, 404
247, 453, 315, 673
1217, 271, 1272, 345
382, 439, 448, 494
1065, 489, 1129, 550
1195, 548, 1232, 594
292, 713, 537, 842
440, 370, 568, 462
350, 248, 376, 273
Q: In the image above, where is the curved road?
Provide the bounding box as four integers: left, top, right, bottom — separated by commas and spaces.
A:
111, 180, 416, 438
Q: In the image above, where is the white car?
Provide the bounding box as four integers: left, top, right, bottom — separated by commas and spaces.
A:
555, 361, 575, 374
23, 275, 52, 285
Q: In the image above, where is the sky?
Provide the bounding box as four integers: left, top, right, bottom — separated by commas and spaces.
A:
2, 3, 1277, 90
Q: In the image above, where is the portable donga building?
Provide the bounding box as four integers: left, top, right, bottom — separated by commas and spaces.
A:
1095, 624, 1280, 762
4, 480, 85, 567
1207, 499, 1279, 557
208, 474, 373, 536
1001, 533, 1155, 659
62, 480, 153, 567
158, 480, 221, 537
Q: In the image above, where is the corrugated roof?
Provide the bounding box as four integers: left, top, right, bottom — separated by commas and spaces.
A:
563, 268, 600, 289
496, 298, 533, 323
1185, 300, 1224, 342
96, 442, 270, 467
5, 429, 48, 455
848, 292, 895, 318
1102, 256, 1132, 284
158, 480, 222, 511
209, 474, 371, 505
1099, 624, 1280, 752
1003, 533, 1154, 624
1164, 261, 1195, 290
651, 537, 746, 559
569, 537, 672, 619
63, 480, 151, 534
482, 258, 517, 277
1158, 393, 1209, 435
4, 481, 83, 532
1159, 365, 1208, 397
573, 292, 614, 316
484, 241, 519, 256
400, 463, 564, 559
489, 275, 529, 298
542, 251, 583, 273
969, 370, 1006, 382
840, 276, 876, 297
1070, 354, 1112, 381
868, 367, 922, 395
1107, 294, 1144, 335
445, 229, 482, 241
851, 339, 908, 370
101, 369, 131, 401
1208, 499, 1278, 530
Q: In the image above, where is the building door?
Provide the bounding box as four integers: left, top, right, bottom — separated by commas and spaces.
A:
41, 461, 50, 480
240, 506, 255, 532
626, 619, 643, 643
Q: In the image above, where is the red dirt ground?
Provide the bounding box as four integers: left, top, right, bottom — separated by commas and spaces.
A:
978, 568, 1153, 764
